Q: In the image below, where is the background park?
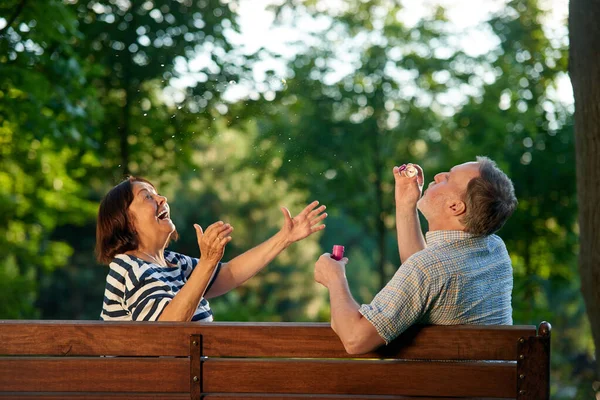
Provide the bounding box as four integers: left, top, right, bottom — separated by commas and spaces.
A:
1, 0, 598, 398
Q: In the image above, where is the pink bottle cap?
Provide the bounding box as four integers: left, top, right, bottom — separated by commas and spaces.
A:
331, 245, 345, 261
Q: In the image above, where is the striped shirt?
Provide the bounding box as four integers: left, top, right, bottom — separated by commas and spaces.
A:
100, 250, 221, 322
359, 230, 513, 344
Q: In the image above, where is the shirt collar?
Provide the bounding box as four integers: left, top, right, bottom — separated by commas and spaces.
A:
425, 230, 477, 245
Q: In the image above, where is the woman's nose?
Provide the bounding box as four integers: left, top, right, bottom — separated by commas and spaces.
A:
157, 195, 167, 205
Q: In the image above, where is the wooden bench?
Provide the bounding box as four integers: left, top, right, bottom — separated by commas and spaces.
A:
0, 320, 550, 399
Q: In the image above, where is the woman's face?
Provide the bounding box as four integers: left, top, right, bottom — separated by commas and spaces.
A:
128, 181, 176, 246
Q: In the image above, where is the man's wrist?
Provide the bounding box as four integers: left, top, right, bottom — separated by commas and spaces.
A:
395, 207, 418, 219
325, 270, 348, 291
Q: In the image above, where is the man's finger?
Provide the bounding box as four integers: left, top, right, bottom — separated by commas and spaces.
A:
414, 164, 425, 186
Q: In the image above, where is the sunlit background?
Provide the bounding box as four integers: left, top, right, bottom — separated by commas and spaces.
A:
0, 0, 591, 397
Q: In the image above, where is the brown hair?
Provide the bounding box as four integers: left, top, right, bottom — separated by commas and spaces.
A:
461, 156, 518, 236
95, 176, 178, 264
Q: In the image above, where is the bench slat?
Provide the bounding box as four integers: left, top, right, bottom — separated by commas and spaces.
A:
0, 321, 535, 360
202, 358, 517, 398
0, 394, 189, 399
0, 357, 189, 392
202, 324, 534, 360
201, 395, 511, 400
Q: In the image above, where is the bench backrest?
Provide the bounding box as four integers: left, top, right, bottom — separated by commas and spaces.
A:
0, 321, 550, 399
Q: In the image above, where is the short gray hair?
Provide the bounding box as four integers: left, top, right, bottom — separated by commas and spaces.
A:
461, 156, 517, 236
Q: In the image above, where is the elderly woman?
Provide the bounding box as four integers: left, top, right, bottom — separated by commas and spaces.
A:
96, 176, 327, 322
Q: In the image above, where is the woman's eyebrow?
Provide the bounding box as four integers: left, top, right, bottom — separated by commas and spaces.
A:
136, 188, 154, 196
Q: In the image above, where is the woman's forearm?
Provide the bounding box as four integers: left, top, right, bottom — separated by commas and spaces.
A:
158, 259, 218, 321
205, 231, 289, 298
396, 208, 426, 263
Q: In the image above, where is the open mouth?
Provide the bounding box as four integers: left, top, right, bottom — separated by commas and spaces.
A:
157, 209, 170, 220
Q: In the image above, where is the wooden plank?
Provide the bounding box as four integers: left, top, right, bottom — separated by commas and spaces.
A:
0, 396, 509, 400
0, 321, 536, 360
0, 357, 189, 392
202, 358, 517, 398
0, 321, 193, 357
202, 323, 535, 361
201, 395, 510, 400
0, 394, 189, 399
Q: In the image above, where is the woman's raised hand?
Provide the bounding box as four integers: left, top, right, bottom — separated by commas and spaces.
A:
279, 201, 327, 245
194, 221, 233, 265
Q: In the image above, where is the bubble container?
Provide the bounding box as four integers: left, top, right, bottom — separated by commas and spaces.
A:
331, 245, 345, 261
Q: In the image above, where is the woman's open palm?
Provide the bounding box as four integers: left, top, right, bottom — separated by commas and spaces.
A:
280, 201, 327, 244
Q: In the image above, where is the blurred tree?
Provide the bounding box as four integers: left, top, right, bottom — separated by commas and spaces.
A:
68, 0, 243, 177
569, 0, 600, 391
0, 0, 100, 317
248, 1, 479, 290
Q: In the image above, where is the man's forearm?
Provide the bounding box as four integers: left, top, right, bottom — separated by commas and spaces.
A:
328, 278, 362, 345
396, 208, 426, 263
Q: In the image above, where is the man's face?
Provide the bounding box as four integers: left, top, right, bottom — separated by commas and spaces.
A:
417, 162, 481, 221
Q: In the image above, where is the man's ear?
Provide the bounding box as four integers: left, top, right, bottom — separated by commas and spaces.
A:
448, 200, 467, 216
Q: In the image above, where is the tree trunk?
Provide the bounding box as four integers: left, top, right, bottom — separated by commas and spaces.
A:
569, 0, 600, 383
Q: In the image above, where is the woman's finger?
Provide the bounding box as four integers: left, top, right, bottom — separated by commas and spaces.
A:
206, 223, 230, 242
215, 226, 233, 241
307, 205, 326, 220
218, 236, 232, 247
299, 200, 319, 217
194, 224, 204, 241
203, 221, 224, 237
280, 207, 293, 224
311, 213, 328, 225
310, 224, 326, 233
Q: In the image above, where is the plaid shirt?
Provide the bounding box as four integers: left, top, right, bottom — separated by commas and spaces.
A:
359, 230, 513, 344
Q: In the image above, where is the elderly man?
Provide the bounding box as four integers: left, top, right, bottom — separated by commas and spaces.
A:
314, 156, 517, 354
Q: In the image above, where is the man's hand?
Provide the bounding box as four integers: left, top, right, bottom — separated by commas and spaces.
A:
314, 253, 348, 288
393, 163, 424, 210
279, 201, 327, 246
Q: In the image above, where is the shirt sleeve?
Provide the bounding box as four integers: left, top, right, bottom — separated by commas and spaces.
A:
123, 272, 174, 321
359, 260, 432, 344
